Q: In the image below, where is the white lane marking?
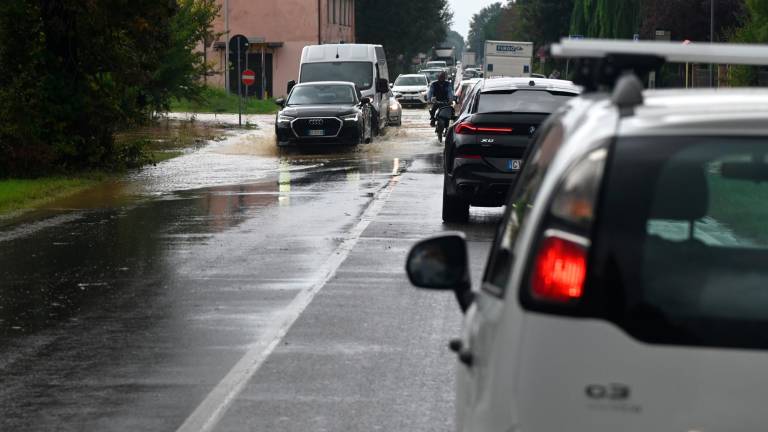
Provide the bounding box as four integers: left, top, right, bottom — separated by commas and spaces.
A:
176, 176, 400, 432
0, 213, 84, 243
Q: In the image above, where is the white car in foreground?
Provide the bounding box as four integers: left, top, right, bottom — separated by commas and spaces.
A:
391, 74, 429, 107
407, 40, 768, 432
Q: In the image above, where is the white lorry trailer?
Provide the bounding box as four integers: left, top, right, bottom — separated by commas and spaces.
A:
483, 40, 533, 78
461, 51, 477, 68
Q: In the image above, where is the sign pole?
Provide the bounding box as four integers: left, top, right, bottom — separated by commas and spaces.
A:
238, 43, 242, 127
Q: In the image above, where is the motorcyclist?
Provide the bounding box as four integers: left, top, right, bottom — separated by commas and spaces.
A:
427, 71, 454, 127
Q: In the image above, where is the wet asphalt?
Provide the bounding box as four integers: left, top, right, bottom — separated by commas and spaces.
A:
0, 109, 502, 431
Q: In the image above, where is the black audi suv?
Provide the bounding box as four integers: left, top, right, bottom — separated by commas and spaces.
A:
275, 81, 373, 147
442, 78, 581, 222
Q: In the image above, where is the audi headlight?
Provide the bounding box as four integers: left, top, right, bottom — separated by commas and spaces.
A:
277, 114, 295, 123
341, 113, 360, 122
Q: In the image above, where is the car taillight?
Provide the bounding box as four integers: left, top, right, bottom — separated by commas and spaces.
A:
454, 123, 514, 135
531, 235, 587, 303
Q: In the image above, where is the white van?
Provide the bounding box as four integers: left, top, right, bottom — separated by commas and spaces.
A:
292, 44, 391, 134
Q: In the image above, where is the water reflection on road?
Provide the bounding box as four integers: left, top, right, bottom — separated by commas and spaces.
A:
0, 108, 500, 431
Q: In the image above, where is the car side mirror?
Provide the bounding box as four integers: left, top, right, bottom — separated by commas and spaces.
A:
287, 80, 296, 94
376, 78, 389, 94
406, 233, 473, 312
360, 97, 371, 105
275, 97, 285, 107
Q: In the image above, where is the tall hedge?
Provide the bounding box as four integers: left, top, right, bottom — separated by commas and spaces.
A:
0, 0, 219, 177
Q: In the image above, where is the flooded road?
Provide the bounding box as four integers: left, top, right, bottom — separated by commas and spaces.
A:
0, 109, 502, 431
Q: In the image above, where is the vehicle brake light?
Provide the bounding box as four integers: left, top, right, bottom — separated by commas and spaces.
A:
454, 123, 514, 135
455, 123, 477, 134
531, 236, 587, 302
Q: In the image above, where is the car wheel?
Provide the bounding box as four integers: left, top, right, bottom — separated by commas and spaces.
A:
442, 177, 469, 223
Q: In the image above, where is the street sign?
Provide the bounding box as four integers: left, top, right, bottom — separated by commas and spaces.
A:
242, 69, 256, 87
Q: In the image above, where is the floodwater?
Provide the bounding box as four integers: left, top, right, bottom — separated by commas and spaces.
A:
0, 107, 500, 431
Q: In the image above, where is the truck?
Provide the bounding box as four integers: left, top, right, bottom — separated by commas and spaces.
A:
461, 51, 477, 68
483, 40, 533, 78
431, 46, 457, 79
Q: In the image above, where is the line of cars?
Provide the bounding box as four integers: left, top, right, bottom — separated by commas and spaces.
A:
274, 43, 401, 147
407, 40, 768, 432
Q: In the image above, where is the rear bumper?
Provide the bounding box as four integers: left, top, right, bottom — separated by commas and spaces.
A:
447, 158, 520, 206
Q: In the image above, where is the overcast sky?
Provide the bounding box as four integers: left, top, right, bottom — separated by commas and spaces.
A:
450, 0, 502, 40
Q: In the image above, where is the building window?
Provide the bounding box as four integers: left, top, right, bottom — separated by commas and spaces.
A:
342, 0, 347, 26
333, 0, 337, 24
327, 0, 330, 24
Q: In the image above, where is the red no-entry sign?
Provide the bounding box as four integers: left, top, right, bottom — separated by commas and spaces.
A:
241, 69, 256, 86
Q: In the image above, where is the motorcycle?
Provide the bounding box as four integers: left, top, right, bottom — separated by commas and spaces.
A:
433, 100, 455, 144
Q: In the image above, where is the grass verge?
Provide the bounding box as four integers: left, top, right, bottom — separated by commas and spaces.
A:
170, 86, 279, 114
0, 176, 104, 216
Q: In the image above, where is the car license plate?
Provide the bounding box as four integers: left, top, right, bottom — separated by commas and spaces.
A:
308, 130, 325, 136
507, 159, 522, 171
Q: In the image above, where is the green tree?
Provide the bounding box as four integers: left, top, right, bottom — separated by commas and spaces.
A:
641, 0, 745, 42
444, 30, 466, 61
468, 2, 504, 61
730, 0, 768, 85
0, 0, 219, 177
571, 0, 640, 38
355, 0, 452, 76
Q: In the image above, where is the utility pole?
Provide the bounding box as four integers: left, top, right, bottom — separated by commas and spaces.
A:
710, 0, 715, 87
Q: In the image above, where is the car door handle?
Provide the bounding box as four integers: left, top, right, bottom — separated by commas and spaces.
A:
449, 338, 474, 367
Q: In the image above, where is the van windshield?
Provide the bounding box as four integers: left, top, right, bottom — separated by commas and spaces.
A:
395, 76, 427, 86
592, 137, 768, 350
300, 62, 373, 90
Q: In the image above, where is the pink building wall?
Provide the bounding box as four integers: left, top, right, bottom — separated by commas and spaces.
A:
207, 0, 355, 98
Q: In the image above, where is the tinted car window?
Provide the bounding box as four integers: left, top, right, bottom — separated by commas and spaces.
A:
477, 90, 575, 114
300, 62, 373, 90
482, 122, 566, 297
591, 137, 768, 350
288, 85, 356, 105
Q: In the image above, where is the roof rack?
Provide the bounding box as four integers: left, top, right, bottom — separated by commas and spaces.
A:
550, 39, 768, 92
551, 39, 768, 66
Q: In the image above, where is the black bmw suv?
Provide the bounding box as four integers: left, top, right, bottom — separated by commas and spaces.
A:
442, 78, 581, 222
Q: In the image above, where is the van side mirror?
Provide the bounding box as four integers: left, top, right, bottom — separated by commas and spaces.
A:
406, 233, 473, 312
287, 80, 296, 94
275, 97, 285, 107
376, 78, 389, 94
